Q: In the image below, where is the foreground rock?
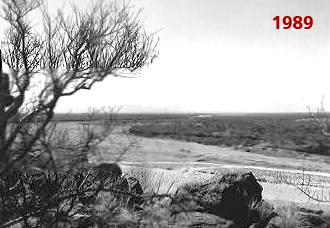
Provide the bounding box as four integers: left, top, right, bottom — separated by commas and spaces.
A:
173, 171, 274, 227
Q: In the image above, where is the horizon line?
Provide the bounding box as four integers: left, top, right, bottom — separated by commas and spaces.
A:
54, 111, 313, 115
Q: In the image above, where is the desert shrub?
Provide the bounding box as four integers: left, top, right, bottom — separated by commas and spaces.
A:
0, 166, 144, 227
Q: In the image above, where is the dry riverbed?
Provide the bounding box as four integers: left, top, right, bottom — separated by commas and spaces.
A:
92, 128, 330, 173
86, 129, 330, 211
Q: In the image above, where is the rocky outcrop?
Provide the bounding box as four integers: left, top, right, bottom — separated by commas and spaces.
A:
173, 171, 268, 227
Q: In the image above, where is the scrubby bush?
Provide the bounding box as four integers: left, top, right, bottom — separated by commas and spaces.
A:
0, 165, 145, 227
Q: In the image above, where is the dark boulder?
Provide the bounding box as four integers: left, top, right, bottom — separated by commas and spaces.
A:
93, 163, 123, 180
174, 171, 264, 227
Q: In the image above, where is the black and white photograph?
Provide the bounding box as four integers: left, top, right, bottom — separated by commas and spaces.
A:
0, 0, 330, 227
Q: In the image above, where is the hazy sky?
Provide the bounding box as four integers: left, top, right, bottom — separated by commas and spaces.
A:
2, 0, 330, 113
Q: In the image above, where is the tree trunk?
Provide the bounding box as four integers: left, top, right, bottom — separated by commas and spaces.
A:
0, 50, 8, 165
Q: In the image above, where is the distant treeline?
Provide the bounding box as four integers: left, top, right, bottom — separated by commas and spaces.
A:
52, 113, 196, 123
52, 112, 311, 122
128, 113, 330, 156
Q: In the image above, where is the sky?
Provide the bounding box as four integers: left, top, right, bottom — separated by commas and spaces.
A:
2, 0, 330, 113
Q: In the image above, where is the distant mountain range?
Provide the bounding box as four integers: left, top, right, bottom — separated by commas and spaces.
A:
56, 104, 308, 114
112, 105, 193, 114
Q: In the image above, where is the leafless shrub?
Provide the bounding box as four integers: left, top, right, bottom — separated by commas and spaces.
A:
273, 98, 330, 204
0, 0, 158, 171
294, 99, 330, 203
307, 97, 330, 137
0, 0, 158, 226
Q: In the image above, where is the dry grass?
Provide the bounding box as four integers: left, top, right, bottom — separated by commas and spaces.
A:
267, 201, 330, 227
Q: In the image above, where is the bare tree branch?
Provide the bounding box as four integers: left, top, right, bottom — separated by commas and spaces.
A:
0, 0, 158, 169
